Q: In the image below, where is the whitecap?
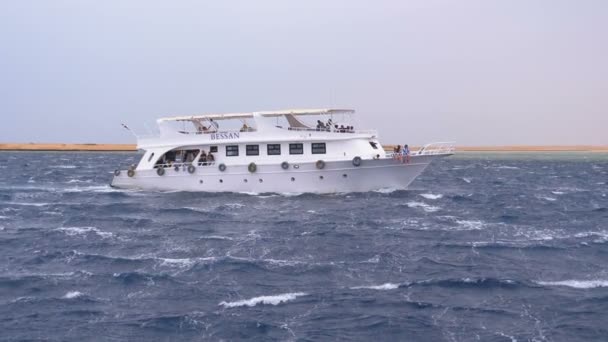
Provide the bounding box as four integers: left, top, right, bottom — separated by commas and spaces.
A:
538, 196, 557, 202
51, 165, 77, 169
461, 177, 472, 183
535, 280, 608, 289
374, 188, 399, 194
62, 291, 84, 299
419, 193, 443, 200
7, 202, 50, 207
551, 191, 565, 195
407, 201, 440, 212
0, 215, 8, 220
63, 185, 120, 193
219, 292, 307, 308
351, 283, 400, 290
455, 220, 485, 230
55, 226, 114, 238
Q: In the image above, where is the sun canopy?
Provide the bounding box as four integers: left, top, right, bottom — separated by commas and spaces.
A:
157, 108, 355, 122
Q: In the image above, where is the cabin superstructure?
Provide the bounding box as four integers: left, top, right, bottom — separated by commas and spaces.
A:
135, 108, 384, 171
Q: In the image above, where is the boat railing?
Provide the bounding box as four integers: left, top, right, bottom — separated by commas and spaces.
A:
178, 128, 256, 135
286, 127, 377, 135
413, 142, 456, 155
154, 161, 216, 169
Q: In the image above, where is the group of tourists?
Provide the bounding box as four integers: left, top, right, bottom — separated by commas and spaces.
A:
197, 150, 215, 166
393, 144, 411, 163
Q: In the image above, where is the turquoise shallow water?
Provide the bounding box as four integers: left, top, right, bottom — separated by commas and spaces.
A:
0, 152, 607, 341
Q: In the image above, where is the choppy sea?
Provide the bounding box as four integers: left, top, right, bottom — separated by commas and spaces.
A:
1, 152, 607, 341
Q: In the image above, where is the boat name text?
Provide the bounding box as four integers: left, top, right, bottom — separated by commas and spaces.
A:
210, 132, 240, 140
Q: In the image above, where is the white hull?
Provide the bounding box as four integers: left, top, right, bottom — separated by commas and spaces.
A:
110, 155, 448, 193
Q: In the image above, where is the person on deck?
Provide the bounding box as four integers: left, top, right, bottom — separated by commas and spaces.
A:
402, 144, 411, 163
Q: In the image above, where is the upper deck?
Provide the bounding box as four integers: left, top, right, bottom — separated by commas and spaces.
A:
137, 108, 378, 149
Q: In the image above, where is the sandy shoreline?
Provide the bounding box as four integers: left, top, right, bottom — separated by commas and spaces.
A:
1, 143, 607, 152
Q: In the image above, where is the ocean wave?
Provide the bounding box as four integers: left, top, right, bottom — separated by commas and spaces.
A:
407, 201, 441, 212
62, 291, 84, 299
219, 292, 307, 308
455, 220, 485, 230
415, 277, 520, 289
535, 280, 608, 289
50, 165, 77, 169
351, 283, 400, 290
55, 226, 114, 238
419, 193, 443, 200
63, 185, 121, 193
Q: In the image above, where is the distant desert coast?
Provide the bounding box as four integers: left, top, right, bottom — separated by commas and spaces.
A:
0, 143, 607, 152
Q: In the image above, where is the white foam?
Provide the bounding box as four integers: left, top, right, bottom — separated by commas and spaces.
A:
0, 215, 8, 220
374, 188, 399, 194
462, 177, 472, 183
8, 202, 50, 207
551, 191, 565, 195
51, 165, 77, 169
219, 292, 307, 308
63, 185, 120, 193
536, 280, 608, 289
62, 291, 84, 299
55, 226, 114, 238
407, 201, 440, 212
539, 196, 557, 202
420, 193, 443, 200
351, 283, 400, 290
455, 220, 485, 230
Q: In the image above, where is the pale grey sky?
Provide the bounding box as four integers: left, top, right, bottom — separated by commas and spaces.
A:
1, 0, 607, 145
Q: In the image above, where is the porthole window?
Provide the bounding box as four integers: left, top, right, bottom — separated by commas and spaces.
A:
199, 180, 203, 184
244, 179, 248, 183
259, 179, 263, 183
319, 175, 324, 180
219, 179, 223, 183
291, 177, 295, 181
343, 174, 348, 178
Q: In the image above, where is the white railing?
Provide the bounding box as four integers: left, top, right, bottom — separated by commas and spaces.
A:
413, 142, 456, 156
286, 127, 377, 135
155, 161, 216, 169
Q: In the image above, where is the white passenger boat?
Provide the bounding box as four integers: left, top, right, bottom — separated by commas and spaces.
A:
111, 109, 454, 193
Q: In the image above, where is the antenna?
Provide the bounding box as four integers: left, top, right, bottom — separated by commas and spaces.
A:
121, 123, 138, 138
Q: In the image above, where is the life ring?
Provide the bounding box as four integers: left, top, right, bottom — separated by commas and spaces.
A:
352, 156, 362, 167
157, 167, 165, 176
114, 169, 121, 176
281, 161, 289, 170
187, 165, 196, 174
316, 160, 325, 169
218, 163, 227, 172
127, 169, 135, 177
248, 162, 257, 173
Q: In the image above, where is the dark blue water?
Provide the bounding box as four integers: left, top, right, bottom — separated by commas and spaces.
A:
1, 152, 607, 341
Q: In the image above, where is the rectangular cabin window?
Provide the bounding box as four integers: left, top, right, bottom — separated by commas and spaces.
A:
226, 145, 239, 157
246, 145, 259, 156
311, 143, 326, 154
267, 144, 281, 155
289, 143, 304, 155
210, 146, 218, 153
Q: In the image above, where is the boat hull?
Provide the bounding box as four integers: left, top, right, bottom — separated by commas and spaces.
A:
110, 155, 449, 193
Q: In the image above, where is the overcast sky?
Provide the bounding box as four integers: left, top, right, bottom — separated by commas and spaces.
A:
1, 0, 607, 145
